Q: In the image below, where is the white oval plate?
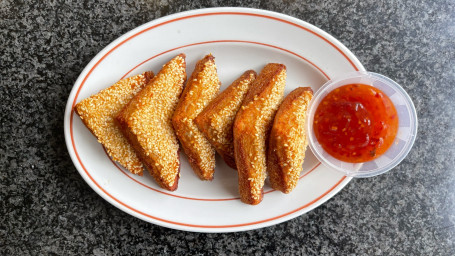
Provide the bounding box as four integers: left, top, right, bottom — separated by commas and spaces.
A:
64, 7, 364, 233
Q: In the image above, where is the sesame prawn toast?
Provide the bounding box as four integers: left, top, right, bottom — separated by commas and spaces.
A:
233, 63, 286, 205
173, 54, 221, 180
75, 71, 154, 175
195, 70, 257, 169
116, 54, 186, 191
267, 87, 313, 194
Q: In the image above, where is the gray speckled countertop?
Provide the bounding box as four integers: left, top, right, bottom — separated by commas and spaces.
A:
1, 0, 454, 254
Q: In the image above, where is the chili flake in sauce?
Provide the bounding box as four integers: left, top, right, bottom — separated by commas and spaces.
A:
314, 84, 398, 163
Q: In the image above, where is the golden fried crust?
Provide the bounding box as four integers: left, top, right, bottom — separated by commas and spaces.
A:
172, 54, 221, 180
116, 54, 186, 191
233, 63, 286, 205
267, 87, 313, 194
75, 71, 153, 176
195, 70, 257, 169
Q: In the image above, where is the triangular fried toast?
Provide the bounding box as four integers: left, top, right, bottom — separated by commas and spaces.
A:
233, 63, 286, 205
75, 71, 153, 175
116, 54, 186, 190
195, 70, 257, 169
267, 87, 313, 194
172, 54, 221, 180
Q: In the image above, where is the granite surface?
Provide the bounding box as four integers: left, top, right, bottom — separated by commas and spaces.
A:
1, 0, 454, 254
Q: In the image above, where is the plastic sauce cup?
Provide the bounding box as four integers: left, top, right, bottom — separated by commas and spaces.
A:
306, 71, 418, 177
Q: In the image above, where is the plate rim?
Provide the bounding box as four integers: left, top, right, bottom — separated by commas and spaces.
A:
64, 7, 364, 233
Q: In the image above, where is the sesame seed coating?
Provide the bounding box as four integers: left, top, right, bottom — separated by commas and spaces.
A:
195, 70, 257, 169
233, 63, 286, 205
75, 71, 153, 175
116, 54, 186, 190
267, 87, 313, 194
172, 54, 221, 180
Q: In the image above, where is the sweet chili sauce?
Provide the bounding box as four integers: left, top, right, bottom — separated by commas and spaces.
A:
314, 84, 398, 163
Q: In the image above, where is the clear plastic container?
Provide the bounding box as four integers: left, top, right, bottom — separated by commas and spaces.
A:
306, 71, 418, 177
